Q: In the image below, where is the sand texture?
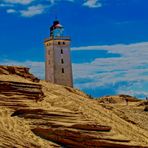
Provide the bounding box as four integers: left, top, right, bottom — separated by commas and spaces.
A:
0, 65, 148, 147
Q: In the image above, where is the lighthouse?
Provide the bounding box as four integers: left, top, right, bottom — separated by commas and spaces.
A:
44, 20, 73, 87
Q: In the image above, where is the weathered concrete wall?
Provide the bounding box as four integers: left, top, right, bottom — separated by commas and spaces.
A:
45, 39, 73, 87
45, 41, 54, 83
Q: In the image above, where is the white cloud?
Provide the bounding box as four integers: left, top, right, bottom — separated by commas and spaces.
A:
83, 0, 102, 8
20, 4, 47, 17
2, 0, 34, 5
1, 0, 102, 17
48, 0, 74, 4
1, 42, 148, 98
6, 9, 16, 13
72, 42, 148, 98
0, 3, 13, 7
1, 0, 49, 17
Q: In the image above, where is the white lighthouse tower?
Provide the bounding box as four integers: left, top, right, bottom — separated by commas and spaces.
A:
44, 20, 73, 87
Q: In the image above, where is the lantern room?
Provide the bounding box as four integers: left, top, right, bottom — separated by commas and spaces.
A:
50, 20, 64, 37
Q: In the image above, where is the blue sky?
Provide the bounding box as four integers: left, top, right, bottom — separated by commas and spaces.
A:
0, 0, 148, 98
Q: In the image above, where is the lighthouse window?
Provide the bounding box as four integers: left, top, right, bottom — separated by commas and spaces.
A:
61, 49, 63, 54
58, 42, 61, 45
63, 42, 65, 45
62, 68, 64, 73
61, 59, 64, 64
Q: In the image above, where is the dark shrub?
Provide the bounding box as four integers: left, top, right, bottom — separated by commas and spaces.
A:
144, 105, 148, 112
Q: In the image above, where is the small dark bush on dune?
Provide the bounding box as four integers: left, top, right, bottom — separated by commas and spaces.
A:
144, 105, 148, 112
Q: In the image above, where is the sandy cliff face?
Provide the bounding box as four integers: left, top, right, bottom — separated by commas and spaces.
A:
0, 65, 148, 148
0, 65, 39, 82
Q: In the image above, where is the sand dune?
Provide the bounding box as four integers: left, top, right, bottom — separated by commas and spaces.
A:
0, 65, 148, 147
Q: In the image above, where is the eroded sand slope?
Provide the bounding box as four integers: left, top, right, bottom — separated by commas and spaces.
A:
0, 65, 148, 147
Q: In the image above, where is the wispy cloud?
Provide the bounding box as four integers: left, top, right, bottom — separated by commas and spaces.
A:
1, 42, 148, 98
6, 9, 16, 13
20, 4, 47, 17
2, 0, 34, 5
83, 0, 102, 8
72, 42, 148, 98
0, 0, 103, 17
0, 3, 13, 7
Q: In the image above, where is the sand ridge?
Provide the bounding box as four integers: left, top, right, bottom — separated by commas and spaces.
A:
0, 67, 147, 147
